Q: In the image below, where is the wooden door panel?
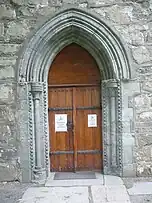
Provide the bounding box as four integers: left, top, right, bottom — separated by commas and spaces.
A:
48, 87, 73, 107
48, 44, 101, 85
77, 157, 101, 170
75, 86, 102, 171
75, 86, 100, 107
49, 111, 73, 151
48, 87, 74, 172
76, 110, 101, 150
77, 154, 102, 171
50, 154, 74, 172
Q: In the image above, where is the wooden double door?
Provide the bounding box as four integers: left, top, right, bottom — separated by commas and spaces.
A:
48, 85, 102, 172
48, 43, 103, 172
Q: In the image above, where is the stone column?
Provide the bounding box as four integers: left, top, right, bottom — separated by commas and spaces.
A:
110, 95, 117, 167
108, 81, 117, 170
102, 79, 122, 175
31, 83, 46, 184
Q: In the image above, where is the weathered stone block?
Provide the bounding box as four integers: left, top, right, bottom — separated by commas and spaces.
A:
94, 5, 132, 24
37, 6, 56, 16
136, 134, 152, 147
11, 0, 25, 5
0, 44, 20, 56
88, 0, 122, 7
134, 94, 151, 109
0, 85, 14, 103
6, 21, 30, 41
132, 46, 151, 64
138, 65, 152, 75
12, 0, 49, 7
141, 80, 152, 95
137, 161, 152, 176
28, 0, 48, 7
115, 24, 145, 45
49, 0, 62, 6
114, 25, 132, 44
147, 22, 152, 43
18, 6, 36, 16
0, 147, 17, 160
63, 0, 78, 4
0, 66, 14, 79
135, 122, 152, 135
0, 162, 19, 181
0, 23, 4, 37
139, 111, 152, 121
0, 5, 16, 20
0, 125, 11, 145
132, 3, 150, 22
140, 74, 152, 82
0, 56, 17, 66
130, 30, 144, 46
79, 3, 88, 8
136, 145, 152, 162
0, 106, 15, 122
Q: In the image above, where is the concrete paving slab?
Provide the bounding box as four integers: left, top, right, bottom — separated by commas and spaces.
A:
19, 175, 131, 203
20, 187, 89, 203
104, 175, 124, 186
19, 185, 131, 203
128, 182, 152, 195
91, 185, 107, 202
106, 185, 130, 202
129, 194, 152, 203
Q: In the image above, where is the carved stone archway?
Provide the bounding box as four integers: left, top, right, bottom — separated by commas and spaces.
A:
17, 8, 131, 183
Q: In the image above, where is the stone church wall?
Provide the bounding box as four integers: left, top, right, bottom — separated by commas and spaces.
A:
0, 0, 152, 181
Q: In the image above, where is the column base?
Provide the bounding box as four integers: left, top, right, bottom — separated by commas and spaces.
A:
32, 167, 46, 185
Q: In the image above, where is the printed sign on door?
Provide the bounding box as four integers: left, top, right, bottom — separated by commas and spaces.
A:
88, 114, 97, 127
55, 114, 67, 132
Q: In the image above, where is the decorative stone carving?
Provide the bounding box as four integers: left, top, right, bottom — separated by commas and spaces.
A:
28, 91, 35, 174
31, 82, 46, 183
102, 79, 123, 176
43, 83, 50, 176
117, 81, 123, 176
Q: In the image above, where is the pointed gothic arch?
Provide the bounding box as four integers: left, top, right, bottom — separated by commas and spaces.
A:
17, 8, 132, 183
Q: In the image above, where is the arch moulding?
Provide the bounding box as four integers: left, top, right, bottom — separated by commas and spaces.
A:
17, 8, 132, 183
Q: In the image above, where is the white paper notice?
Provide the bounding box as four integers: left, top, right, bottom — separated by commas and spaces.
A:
88, 114, 97, 127
55, 114, 67, 132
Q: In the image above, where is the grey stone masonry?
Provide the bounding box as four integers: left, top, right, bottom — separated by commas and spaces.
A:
0, 0, 152, 182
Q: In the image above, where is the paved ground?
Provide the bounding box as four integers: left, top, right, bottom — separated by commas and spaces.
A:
0, 175, 152, 203
0, 182, 33, 203
19, 173, 131, 203
123, 177, 152, 203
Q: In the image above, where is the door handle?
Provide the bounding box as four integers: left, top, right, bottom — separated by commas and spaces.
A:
67, 120, 73, 131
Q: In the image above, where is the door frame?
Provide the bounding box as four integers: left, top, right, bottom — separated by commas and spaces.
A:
16, 8, 133, 183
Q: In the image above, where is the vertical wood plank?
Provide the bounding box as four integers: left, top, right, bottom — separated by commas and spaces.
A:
73, 87, 77, 172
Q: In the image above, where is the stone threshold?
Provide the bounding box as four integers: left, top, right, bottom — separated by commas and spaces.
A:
45, 172, 124, 187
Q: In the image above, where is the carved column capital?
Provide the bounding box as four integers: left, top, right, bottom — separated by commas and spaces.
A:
105, 79, 118, 88
31, 83, 43, 92
31, 83, 43, 100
